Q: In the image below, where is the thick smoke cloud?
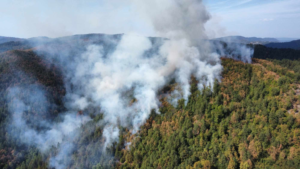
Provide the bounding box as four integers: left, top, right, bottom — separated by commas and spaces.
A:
65, 33, 224, 149
5, 0, 254, 168
132, 0, 210, 43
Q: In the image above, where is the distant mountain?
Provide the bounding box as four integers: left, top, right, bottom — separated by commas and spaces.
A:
276, 38, 299, 42
0, 34, 123, 53
0, 36, 23, 44
265, 39, 300, 50
214, 36, 279, 45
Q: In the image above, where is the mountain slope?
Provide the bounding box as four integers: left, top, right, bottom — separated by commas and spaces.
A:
265, 40, 300, 50
1, 36, 300, 169
253, 45, 300, 60
116, 58, 300, 169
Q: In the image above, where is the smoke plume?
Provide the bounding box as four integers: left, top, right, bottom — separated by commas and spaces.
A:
5, 0, 254, 168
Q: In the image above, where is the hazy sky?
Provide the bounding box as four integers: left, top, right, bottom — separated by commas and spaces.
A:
204, 0, 300, 38
0, 0, 299, 38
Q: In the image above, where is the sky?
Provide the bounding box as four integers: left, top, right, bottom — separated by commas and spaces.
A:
204, 0, 300, 38
0, 0, 299, 39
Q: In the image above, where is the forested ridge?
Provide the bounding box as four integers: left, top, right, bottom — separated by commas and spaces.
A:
1, 46, 300, 169
115, 58, 300, 169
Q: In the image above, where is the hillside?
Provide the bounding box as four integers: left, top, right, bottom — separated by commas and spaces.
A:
253, 45, 300, 60
0, 38, 300, 169
116, 58, 300, 169
265, 40, 300, 50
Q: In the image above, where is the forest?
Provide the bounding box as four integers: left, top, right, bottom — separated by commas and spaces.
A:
1, 44, 300, 169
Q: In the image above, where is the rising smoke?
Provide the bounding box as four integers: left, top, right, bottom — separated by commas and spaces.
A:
6, 0, 253, 168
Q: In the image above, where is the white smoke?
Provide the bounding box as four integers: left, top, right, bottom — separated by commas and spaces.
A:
6, 85, 91, 169
59, 32, 224, 149
212, 40, 254, 63
5, 0, 254, 168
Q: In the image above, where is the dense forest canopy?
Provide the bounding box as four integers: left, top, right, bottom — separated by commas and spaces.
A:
265, 40, 300, 50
